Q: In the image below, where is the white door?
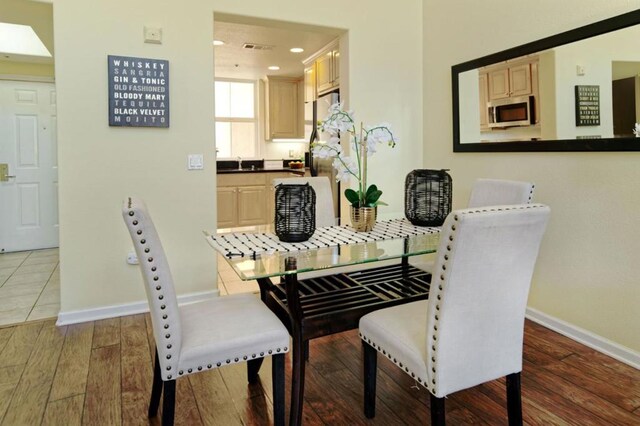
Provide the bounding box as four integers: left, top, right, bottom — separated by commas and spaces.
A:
0, 80, 58, 253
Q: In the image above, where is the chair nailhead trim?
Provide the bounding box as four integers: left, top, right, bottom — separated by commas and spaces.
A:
234, 358, 239, 362
137, 230, 142, 235
133, 220, 138, 225
167, 375, 172, 379
208, 364, 212, 368
129, 211, 134, 216
217, 362, 221, 366
198, 366, 202, 371
151, 266, 157, 271
156, 286, 161, 290
167, 344, 172, 349
145, 248, 150, 253
366, 334, 431, 390
188, 368, 192, 373
140, 239, 146, 244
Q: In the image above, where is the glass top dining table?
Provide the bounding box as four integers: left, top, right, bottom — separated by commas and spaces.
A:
205, 219, 441, 426
205, 219, 441, 280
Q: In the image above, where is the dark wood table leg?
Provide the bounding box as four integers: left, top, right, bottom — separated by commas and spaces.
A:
284, 259, 305, 426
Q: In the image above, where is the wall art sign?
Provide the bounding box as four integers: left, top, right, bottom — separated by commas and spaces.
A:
575, 85, 600, 126
108, 55, 169, 127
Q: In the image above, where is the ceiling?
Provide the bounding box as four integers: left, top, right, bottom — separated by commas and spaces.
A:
214, 19, 339, 80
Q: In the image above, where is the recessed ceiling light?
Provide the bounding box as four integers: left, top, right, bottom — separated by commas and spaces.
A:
290, 47, 304, 53
213, 40, 225, 46
268, 66, 280, 70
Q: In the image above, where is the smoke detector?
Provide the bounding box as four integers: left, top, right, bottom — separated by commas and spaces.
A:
242, 43, 274, 51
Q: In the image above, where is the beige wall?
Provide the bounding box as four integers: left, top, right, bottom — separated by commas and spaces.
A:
424, 1, 640, 352
0, 0, 54, 78
54, 0, 423, 313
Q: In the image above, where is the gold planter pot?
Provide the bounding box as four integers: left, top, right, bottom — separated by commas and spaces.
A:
350, 206, 377, 232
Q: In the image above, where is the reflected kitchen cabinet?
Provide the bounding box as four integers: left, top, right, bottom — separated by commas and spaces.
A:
488, 63, 532, 100
479, 73, 489, 130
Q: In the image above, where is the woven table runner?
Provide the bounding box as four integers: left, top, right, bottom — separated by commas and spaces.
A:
207, 218, 439, 258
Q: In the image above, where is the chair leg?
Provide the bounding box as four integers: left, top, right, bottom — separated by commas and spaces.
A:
430, 394, 445, 426
247, 358, 265, 384
272, 354, 285, 426
363, 341, 377, 418
148, 350, 163, 418
304, 340, 310, 362
506, 372, 523, 426
162, 379, 176, 426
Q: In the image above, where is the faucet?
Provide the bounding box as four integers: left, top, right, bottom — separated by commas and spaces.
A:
237, 156, 242, 170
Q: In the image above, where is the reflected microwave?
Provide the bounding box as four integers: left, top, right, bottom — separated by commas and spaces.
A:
487, 96, 535, 128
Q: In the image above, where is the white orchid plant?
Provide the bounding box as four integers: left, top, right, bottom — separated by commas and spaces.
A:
634, 123, 640, 138
311, 102, 397, 208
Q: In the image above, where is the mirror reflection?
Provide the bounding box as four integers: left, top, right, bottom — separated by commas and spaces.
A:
452, 9, 640, 152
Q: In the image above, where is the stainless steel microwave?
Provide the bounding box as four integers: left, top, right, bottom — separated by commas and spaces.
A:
488, 96, 535, 128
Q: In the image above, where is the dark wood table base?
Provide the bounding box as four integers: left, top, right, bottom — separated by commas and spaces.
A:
257, 262, 431, 425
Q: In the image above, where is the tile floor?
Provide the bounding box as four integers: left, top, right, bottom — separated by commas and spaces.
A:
216, 252, 260, 296
0, 250, 256, 328
0, 248, 60, 327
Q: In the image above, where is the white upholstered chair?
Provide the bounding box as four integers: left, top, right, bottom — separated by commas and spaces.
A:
359, 204, 550, 425
272, 176, 336, 227
411, 178, 535, 274
468, 178, 535, 208
122, 197, 289, 426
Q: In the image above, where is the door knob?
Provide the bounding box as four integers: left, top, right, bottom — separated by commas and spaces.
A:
0, 163, 16, 182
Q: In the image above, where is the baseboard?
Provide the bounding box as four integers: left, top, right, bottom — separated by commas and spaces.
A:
56, 289, 219, 326
526, 307, 640, 370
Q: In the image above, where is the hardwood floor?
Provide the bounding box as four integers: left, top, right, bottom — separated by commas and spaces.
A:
0, 315, 638, 425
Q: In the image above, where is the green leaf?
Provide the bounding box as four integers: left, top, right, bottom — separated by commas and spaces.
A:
366, 189, 383, 205
365, 184, 378, 198
344, 188, 361, 205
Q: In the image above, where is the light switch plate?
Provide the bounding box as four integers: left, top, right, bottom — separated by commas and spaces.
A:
144, 26, 162, 44
188, 154, 204, 170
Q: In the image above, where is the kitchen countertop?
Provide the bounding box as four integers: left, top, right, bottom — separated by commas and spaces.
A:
217, 167, 308, 175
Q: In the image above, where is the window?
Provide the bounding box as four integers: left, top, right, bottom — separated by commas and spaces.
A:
214, 80, 258, 158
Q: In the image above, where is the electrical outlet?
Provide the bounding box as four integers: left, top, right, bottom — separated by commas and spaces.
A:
127, 252, 139, 265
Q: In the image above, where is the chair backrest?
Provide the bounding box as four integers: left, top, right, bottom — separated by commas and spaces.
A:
425, 204, 550, 397
467, 178, 535, 208
122, 197, 181, 380
272, 176, 336, 227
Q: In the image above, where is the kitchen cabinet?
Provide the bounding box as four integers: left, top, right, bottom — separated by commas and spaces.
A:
217, 171, 309, 228
488, 63, 532, 100
316, 43, 339, 95
304, 63, 316, 103
237, 186, 268, 226
303, 39, 340, 101
217, 187, 237, 228
265, 76, 303, 140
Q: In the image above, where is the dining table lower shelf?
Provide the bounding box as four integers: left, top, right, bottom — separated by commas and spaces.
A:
259, 262, 432, 339
255, 261, 432, 425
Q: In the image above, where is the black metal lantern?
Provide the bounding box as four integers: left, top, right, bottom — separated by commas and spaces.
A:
405, 169, 452, 226
275, 183, 316, 242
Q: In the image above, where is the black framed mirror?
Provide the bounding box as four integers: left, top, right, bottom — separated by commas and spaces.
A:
452, 9, 640, 152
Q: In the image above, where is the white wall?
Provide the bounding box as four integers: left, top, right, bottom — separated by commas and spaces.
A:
54, 0, 423, 314
424, 1, 640, 353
